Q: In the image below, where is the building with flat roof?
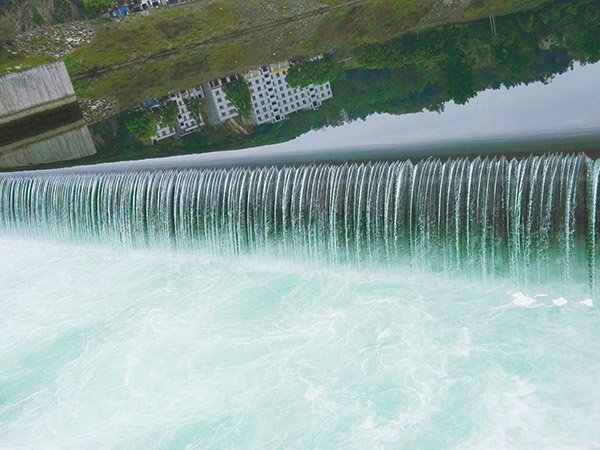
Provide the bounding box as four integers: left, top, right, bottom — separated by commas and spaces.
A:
150, 86, 205, 143
202, 61, 333, 126
243, 61, 333, 126
201, 77, 240, 126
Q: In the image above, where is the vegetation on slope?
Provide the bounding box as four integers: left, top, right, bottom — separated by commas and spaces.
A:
58, 0, 553, 111
124, 109, 157, 141
222, 78, 252, 118
2, 0, 558, 110
286, 55, 342, 88
50, 0, 596, 169
0, 0, 84, 31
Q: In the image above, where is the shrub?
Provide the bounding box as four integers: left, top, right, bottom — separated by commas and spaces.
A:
159, 100, 179, 128
125, 110, 158, 141
286, 55, 342, 88
31, 5, 45, 26
0, 18, 16, 47
183, 96, 203, 124
222, 78, 252, 117
83, 0, 113, 16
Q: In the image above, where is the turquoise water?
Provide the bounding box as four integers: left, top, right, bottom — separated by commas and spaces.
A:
1, 238, 598, 449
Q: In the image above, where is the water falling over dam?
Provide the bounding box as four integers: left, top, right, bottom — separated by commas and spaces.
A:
1, 153, 599, 288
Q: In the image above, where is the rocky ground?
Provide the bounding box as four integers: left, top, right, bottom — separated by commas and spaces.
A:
14, 21, 95, 59
79, 98, 119, 124
425, 0, 471, 24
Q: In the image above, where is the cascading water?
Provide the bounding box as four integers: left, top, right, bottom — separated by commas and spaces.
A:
1, 153, 599, 289
2, 153, 600, 449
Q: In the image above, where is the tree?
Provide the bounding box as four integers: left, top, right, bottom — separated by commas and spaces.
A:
31, 5, 45, 26
125, 110, 157, 141
584, 5, 599, 25
183, 96, 203, 124
437, 52, 478, 105
0, 18, 16, 47
222, 78, 252, 117
286, 56, 341, 88
83, 0, 113, 16
158, 101, 179, 128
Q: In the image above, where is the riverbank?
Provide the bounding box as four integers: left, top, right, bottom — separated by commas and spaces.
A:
2, 0, 553, 123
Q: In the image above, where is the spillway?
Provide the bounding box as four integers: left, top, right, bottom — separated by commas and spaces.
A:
1, 152, 600, 448
1, 153, 599, 288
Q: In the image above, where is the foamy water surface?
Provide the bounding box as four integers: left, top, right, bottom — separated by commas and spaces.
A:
0, 238, 598, 449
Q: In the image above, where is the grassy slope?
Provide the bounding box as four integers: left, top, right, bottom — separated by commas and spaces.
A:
0, 0, 83, 31
57, 0, 506, 107
2, 0, 551, 112
64, 0, 435, 107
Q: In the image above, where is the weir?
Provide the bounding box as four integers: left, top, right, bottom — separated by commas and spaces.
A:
1, 153, 599, 288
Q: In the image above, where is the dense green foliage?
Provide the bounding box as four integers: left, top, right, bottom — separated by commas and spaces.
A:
158, 101, 179, 128
83, 0, 112, 16
222, 79, 252, 117
183, 97, 203, 124
286, 56, 342, 88
124, 110, 157, 141
53, 0, 74, 23
31, 5, 44, 25
0, 18, 16, 47
340, 0, 600, 116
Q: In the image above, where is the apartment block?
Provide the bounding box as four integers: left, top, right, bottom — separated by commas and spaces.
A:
150, 86, 205, 143
243, 61, 333, 126
200, 77, 239, 126
202, 61, 333, 126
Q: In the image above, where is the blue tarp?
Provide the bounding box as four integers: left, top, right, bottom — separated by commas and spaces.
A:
114, 7, 129, 16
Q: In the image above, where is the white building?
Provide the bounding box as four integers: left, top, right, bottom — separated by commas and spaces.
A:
243, 61, 333, 126
153, 121, 176, 142
201, 77, 240, 125
150, 86, 205, 143
140, 0, 168, 9
202, 61, 333, 126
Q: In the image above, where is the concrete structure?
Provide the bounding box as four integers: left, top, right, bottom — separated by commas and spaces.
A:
140, 0, 168, 8
202, 61, 333, 127
0, 120, 96, 168
150, 86, 205, 143
243, 62, 333, 126
201, 77, 239, 126
0, 62, 77, 126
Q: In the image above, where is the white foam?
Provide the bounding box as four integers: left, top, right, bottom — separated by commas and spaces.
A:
360, 415, 375, 430
2, 238, 600, 449
512, 292, 536, 308
579, 299, 594, 307
377, 329, 391, 341
535, 294, 549, 298
552, 297, 568, 307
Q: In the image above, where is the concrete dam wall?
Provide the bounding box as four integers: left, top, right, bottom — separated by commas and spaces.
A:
0, 62, 77, 126
0, 120, 96, 168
